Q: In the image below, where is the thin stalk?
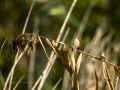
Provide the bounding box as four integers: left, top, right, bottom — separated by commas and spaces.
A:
13, 75, 25, 90
0, 38, 7, 56
52, 78, 62, 90
31, 76, 42, 90
28, 16, 39, 90
22, 0, 36, 34
115, 76, 119, 90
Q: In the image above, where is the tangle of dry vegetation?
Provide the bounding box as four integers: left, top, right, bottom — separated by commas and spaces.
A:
8, 33, 38, 57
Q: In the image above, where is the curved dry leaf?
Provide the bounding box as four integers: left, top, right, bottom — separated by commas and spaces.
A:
91, 58, 98, 90
52, 41, 73, 77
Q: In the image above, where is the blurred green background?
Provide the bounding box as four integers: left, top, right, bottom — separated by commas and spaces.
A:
0, 0, 120, 90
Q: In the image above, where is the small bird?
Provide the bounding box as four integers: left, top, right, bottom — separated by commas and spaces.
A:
100, 52, 106, 59
73, 38, 80, 50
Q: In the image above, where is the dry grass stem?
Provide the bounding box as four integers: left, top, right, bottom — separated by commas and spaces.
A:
31, 75, 42, 90
74, 53, 82, 90
115, 76, 119, 90
77, 49, 120, 69
56, 0, 77, 44
71, 50, 75, 71
9, 71, 14, 90
59, 28, 70, 49
52, 78, 62, 90
63, 45, 73, 77
38, 37, 55, 73
28, 18, 39, 90
22, 0, 36, 34
28, 44, 36, 90
102, 61, 114, 90
63, 46, 70, 69
46, 39, 59, 56
91, 57, 98, 90
13, 75, 25, 90
0, 38, 7, 56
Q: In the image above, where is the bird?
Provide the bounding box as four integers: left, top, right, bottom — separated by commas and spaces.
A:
100, 52, 106, 59
73, 38, 80, 50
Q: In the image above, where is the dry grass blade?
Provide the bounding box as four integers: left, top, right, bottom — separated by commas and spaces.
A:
46, 39, 58, 56
52, 41, 72, 77
91, 57, 98, 90
52, 41, 65, 61
0, 38, 7, 56
74, 53, 82, 90
31, 75, 42, 90
13, 75, 25, 90
63, 45, 73, 76
38, 37, 55, 73
63, 46, 70, 67
102, 61, 114, 90
52, 78, 62, 90
113, 66, 120, 78
115, 76, 119, 90
71, 50, 75, 71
